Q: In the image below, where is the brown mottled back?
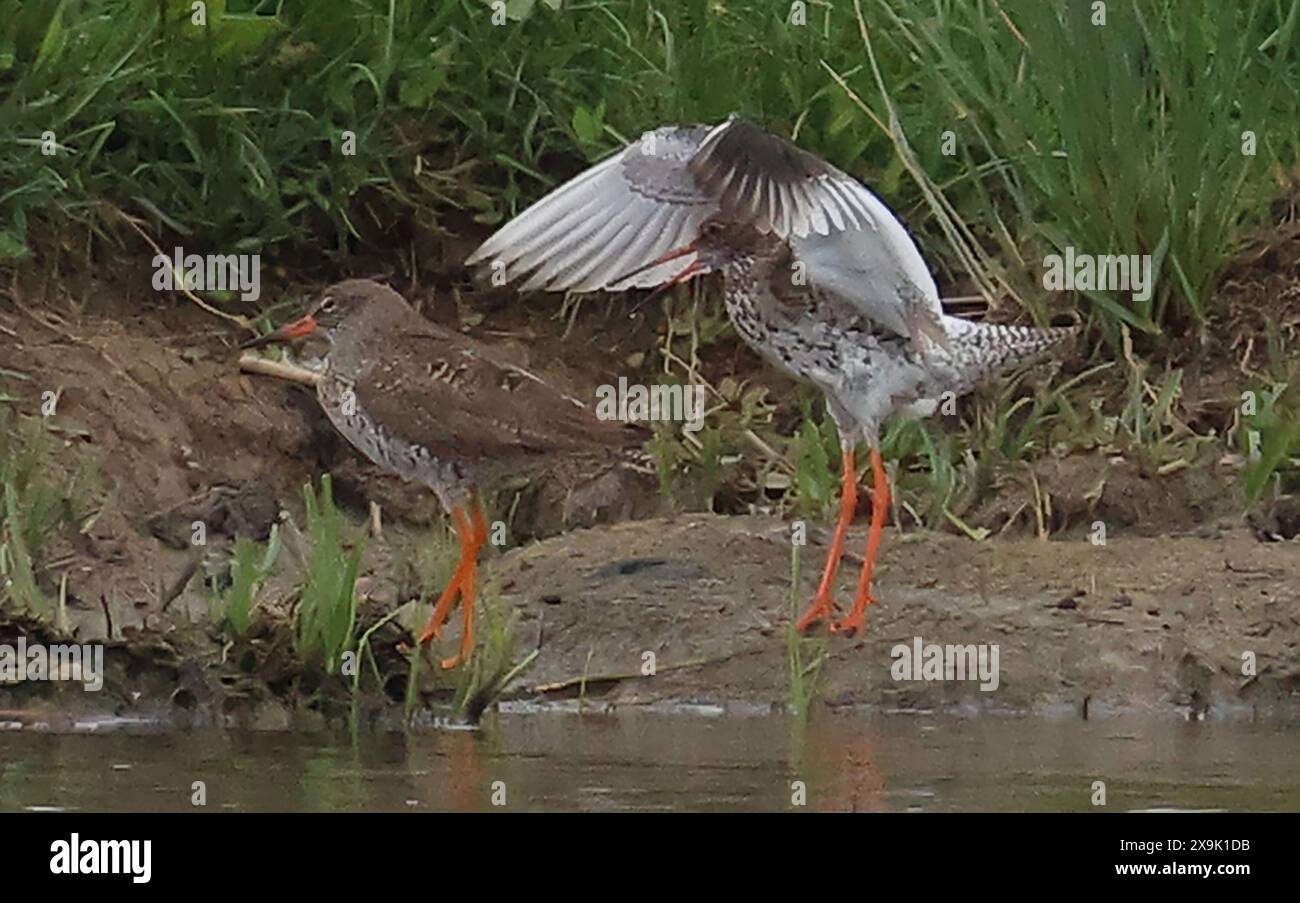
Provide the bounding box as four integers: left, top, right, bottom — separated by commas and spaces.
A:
314, 280, 645, 500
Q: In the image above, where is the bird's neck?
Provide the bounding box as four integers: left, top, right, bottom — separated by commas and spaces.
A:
721, 244, 791, 282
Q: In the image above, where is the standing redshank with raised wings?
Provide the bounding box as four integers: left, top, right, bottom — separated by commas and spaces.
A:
467, 117, 1075, 636
244, 279, 643, 668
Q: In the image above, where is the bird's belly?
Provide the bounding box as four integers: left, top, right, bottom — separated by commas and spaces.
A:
726, 301, 841, 385
827, 342, 941, 435
724, 295, 943, 435
318, 378, 467, 503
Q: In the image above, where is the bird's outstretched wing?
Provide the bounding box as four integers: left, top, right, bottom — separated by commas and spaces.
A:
467, 117, 945, 345
687, 117, 890, 238
466, 125, 718, 292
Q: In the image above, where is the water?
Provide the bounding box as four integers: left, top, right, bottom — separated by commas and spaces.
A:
1, 713, 1297, 812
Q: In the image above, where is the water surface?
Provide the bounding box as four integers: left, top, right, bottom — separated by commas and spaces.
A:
2, 713, 1296, 812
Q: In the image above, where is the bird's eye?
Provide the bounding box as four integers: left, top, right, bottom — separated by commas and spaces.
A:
319, 296, 336, 313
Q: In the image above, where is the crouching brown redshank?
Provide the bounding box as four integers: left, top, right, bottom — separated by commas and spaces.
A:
467, 117, 1076, 638
243, 279, 643, 668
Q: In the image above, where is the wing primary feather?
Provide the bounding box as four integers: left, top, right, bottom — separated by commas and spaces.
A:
820, 181, 847, 231
839, 183, 882, 232
800, 183, 829, 235
554, 219, 636, 291
822, 179, 866, 231
764, 178, 779, 231
602, 205, 678, 288
526, 195, 635, 288
467, 152, 624, 265
775, 183, 794, 235
513, 191, 619, 289
487, 184, 606, 278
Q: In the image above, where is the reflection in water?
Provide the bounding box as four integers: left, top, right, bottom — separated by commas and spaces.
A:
446, 730, 485, 812
0, 713, 1297, 812
819, 725, 889, 813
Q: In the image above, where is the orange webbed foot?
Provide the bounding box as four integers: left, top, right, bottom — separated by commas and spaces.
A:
829, 596, 875, 637
796, 594, 839, 633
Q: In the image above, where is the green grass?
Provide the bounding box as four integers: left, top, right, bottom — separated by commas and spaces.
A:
786, 537, 826, 719
396, 517, 526, 722
295, 474, 362, 673
2, 0, 1297, 533
0, 408, 100, 619
864, 0, 1299, 344
5, 1, 1292, 332
210, 526, 281, 638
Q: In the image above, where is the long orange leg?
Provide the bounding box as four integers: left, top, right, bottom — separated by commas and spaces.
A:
418, 500, 487, 661
796, 449, 857, 633
438, 503, 487, 670
832, 447, 890, 637
419, 507, 475, 644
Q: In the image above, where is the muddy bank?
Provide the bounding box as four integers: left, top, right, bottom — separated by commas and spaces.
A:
493, 515, 1300, 718
0, 282, 664, 643
4, 513, 1298, 726
1, 278, 1298, 727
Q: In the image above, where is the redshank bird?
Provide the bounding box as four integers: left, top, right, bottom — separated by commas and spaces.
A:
467, 118, 1075, 636
244, 279, 643, 668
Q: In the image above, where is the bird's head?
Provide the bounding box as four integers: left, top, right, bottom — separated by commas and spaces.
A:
688, 218, 777, 271
612, 216, 788, 293
240, 279, 408, 349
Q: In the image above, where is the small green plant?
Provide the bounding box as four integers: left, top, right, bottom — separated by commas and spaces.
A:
786, 539, 826, 720
396, 520, 527, 722
295, 475, 362, 674
350, 605, 403, 734
452, 578, 526, 723
0, 474, 44, 617
396, 519, 461, 609
1238, 381, 1300, 502
791, 405, 842, 521
913, 425, 967, 530
210, 527, 281, 638
0, 409, 99, 618
647, 419, 730, 511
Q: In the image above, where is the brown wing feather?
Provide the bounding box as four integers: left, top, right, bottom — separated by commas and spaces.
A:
348, 320, 642, 473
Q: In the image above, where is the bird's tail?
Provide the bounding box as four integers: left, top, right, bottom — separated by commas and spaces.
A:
938, 317, 1078, 393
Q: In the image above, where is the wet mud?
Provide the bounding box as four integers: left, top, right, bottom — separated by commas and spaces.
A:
1, 282, 1298, 727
